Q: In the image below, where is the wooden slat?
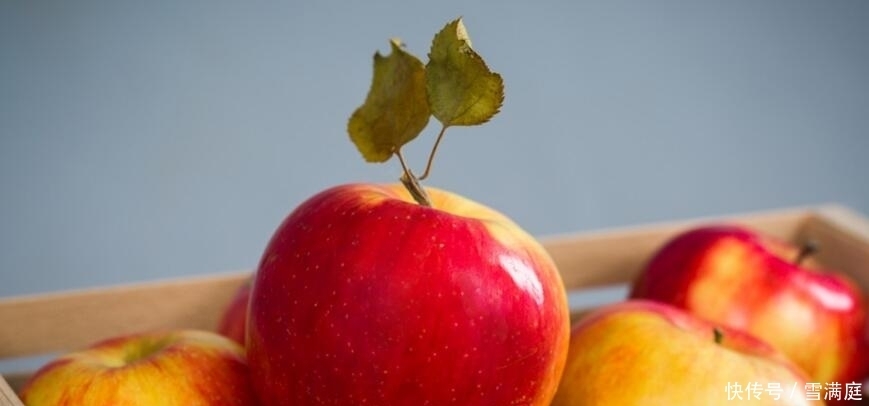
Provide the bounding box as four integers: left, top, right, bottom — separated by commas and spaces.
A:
1, 374, 27, 399
0, 271, 251, 359
0, 377, 23, 406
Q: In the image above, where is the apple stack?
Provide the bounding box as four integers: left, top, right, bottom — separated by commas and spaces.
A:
553, 225, 869, 405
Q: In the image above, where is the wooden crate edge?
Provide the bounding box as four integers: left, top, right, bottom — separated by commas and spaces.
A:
0, 271, 252, 360
0, 377, 23, 406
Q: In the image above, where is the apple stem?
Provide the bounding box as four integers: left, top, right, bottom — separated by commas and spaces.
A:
713, 327, 724, 345
795, 240, 820, 265
396, 149, 432, 207
418, 124, 449, 181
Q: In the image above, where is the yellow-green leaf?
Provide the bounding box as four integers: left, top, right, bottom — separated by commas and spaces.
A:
426, 18, 504, 127
348, 39, 430, 162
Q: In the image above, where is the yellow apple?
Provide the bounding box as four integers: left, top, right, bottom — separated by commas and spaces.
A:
552, 300, 820, 406
19, 329, 257, 406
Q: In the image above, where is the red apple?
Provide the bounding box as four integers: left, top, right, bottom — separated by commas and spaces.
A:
19, 329, 258, 406
552, 300, 819, 405
247, 183, 570, 405
217, 276, 252, 345
629, 225, 869, 392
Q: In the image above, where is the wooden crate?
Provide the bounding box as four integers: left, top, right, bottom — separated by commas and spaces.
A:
2, 204, 868, 405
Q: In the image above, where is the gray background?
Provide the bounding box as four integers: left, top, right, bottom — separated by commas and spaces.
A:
1, 1, 867, 297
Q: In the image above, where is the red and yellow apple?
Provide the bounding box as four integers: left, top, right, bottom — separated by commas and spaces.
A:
217, 276, 252, 346
246, 183, 570, 405
629, 225, 869, 388
552, 300, 818, 406
19, 329, 257, 406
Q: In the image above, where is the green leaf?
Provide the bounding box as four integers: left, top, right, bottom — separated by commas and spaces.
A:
348, 39, 431, 162
426, 18, 504, 127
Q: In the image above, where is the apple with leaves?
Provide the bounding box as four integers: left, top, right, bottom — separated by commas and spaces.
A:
629, 225, 869, 395
246, 19, 570, 406
552, 300, 818, 406
19, 330, 257, 406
